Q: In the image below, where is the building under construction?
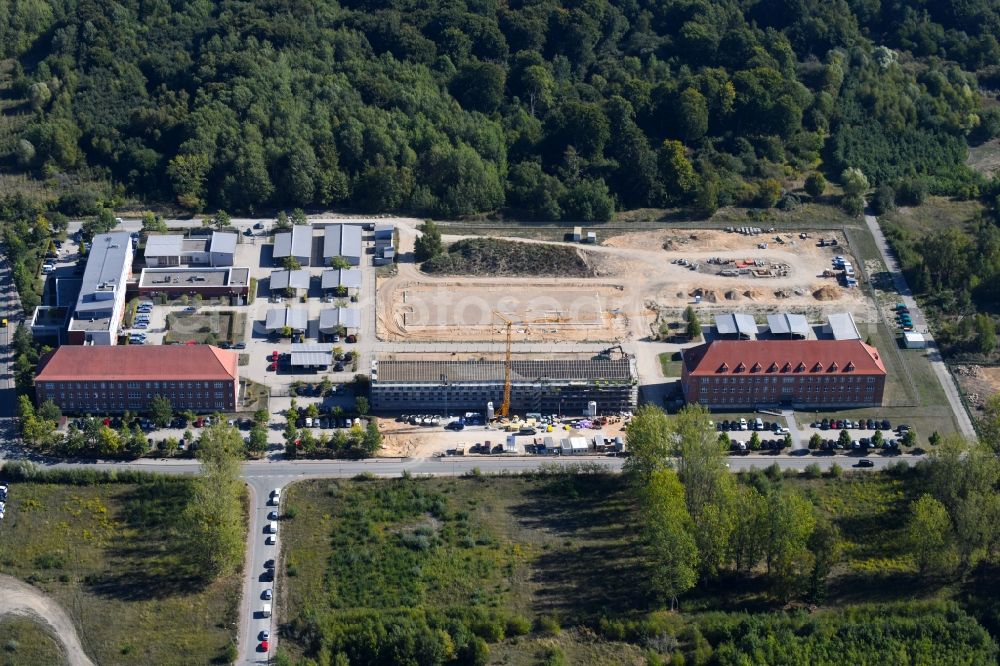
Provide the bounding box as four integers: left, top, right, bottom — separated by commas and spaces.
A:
370, 353, 638, 415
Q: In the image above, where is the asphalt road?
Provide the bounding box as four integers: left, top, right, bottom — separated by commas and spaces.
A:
864, 213, 976, 438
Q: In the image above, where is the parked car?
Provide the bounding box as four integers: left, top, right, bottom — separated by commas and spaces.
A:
262, 588, 273, 600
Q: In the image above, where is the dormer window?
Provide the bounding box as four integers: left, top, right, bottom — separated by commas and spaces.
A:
718, 362, 729, 373
768, 362, 778, 373
781, 362, 791, 372
751, 362, 762, 373
829, 361, 838, 372
845, 361, 855, 371
795, 362, 806, 372
812, 362, 823, 372
735, 362, 746, 373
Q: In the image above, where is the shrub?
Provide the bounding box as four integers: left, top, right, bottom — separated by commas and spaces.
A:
804, 463, 822, 479
826, 463, 843, 478
540, 646, 566, 666
536, 615, 561, 635
506, 615, 532, 637
461, 637, 490, 666
34, 551, 67, 569
471, 615, 506, 642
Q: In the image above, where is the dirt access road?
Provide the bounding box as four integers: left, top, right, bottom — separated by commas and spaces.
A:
0, 574, 94, 666
379, 222, 875, 343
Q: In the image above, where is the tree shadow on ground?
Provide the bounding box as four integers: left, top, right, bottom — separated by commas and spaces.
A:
87, 480, 211, 601
513, 474, 657, 618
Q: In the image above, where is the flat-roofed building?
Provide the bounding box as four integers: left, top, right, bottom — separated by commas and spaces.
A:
374, 224, 393, 248
144, 231, 235, 267
273, 226, 313, 266
144, 235, 185, 267
681, 339, 886, 409
323, 224, 362, 266
371, 355, 638, 413
209, 232, 237, 266
67, 232, 133, 345
138, 267, 250, 299
289, 343, 332, 369
35, 345, 239, 413
825, 312, 862, 340
714, 313, 758, 339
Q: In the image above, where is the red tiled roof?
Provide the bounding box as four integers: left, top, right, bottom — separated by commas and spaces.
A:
683, 340, 886, 376
36, 345, 239, 382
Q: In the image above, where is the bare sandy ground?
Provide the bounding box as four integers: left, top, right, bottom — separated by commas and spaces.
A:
378, 224, 875, 343
0, 574, 94, 666
380, 418, 629, 458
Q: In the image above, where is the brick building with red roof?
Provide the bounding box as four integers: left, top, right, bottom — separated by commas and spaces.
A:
681, 339, 886, 409
35, 345, 239, 414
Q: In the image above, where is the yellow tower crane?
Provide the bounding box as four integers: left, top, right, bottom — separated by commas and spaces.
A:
492, 311, 513, 418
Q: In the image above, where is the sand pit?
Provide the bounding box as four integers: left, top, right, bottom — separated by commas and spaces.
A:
379, 280, 637, 342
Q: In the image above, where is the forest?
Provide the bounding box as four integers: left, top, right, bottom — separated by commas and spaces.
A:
3, 0, 1000, 220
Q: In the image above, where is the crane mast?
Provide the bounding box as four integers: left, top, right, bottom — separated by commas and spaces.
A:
492, 311, 513, 418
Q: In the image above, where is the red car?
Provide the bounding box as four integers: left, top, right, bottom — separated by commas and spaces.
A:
260, 640, 269, 651
271, 350, 279, 361
268, 362, 277, 371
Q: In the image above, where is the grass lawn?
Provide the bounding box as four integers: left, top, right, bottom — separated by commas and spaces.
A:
658, 352, 682, 377
240, 379, 269, 414
0, 479, 241, 665
279, 474, 652, 662
165, 311, 244, 345
0, 616, 67, 666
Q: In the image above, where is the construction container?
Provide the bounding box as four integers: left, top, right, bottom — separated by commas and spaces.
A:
572, 226, 582, 242
587, 401, 597, 418
486, 401, 495, 421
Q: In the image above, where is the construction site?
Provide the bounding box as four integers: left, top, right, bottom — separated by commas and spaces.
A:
377, 225, 876, 347
370, 351, 639, 414
379, 280, 637, 342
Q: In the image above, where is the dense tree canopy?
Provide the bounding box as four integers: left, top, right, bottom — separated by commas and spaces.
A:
3, 0, 999, 219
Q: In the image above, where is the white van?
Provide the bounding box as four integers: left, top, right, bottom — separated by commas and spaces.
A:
753, 417, 764, 431
267, 521, 277, 534
262, 603, 272, 618
739, 418, 748, 431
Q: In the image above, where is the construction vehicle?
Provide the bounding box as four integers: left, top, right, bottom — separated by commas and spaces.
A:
492, 310, 513, 419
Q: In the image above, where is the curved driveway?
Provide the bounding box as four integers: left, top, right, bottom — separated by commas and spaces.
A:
0, 574, 95, 666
